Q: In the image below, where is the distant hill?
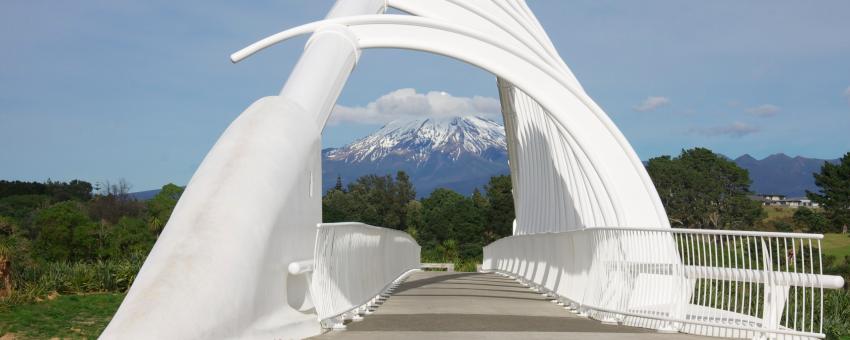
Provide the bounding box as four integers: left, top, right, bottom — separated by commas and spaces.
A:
129, 189, 162, 201
733, 153, 838, 197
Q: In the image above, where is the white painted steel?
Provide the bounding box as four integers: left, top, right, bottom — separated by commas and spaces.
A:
102, 1, 386, 339
389, 0, 667, 232
103, 1, 843, 338
288, 260, 315, 276
311, 222, 421, 324
483, 228, 845, 339
232, 12, 668, 231
101, 96, 327, 339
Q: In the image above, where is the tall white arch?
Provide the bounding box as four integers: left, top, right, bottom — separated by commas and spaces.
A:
232, 13, 670, 231
102, 2, 671, 339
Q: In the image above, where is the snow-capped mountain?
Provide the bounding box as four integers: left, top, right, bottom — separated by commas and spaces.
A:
326, 116, 506, 163
322, 116, 510, 196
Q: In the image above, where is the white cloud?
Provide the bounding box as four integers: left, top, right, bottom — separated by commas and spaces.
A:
690, 122, 759, 138
745, 104, 780, 117
330, 88, 501, 125
633, 96, 670, 112
844, 86, 850, 102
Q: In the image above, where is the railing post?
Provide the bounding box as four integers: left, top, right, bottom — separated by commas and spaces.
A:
330, 315, 346, 330
482, 227, 841, 338
311, 222, 420, 324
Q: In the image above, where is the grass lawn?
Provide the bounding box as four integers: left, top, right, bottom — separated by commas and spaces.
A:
0, 293, 124, 339
823, 233, 850, 260
763, 206, 796, 222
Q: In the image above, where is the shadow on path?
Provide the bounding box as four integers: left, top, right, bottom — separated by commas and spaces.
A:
343, 314, 645, 332
311, 272, 705, 339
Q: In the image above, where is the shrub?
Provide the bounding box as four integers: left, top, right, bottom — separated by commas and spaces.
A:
453, 260, 479, 272
824, 289, 850, 339
4, 254, 144, 305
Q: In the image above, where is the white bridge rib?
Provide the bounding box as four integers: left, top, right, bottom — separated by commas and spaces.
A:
103, 2, 843, 339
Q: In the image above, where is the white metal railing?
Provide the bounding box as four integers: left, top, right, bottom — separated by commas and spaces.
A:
305, 222, 420, 328
483, 227, 845, 339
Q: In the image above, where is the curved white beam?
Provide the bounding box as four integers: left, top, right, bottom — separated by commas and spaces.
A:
352, 21, 667, 228
386, 1, 670, 228
102, 2, 387, 339
104, 3, 841, 338
232, 14, 626, 225
391, 0, 579, 85
231, 14, 670, 228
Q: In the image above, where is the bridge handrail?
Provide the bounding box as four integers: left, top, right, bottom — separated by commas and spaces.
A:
310, 222, 421, 326
507, 226, 826, 239
593, 226, 825, 239
483, 227, 845, 339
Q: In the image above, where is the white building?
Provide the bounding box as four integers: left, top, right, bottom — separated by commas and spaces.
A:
752, 194, 819, 208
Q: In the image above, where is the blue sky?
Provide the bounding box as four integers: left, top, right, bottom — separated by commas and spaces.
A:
2, 1, 849, 191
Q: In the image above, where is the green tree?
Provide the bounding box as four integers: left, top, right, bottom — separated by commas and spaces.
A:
421, 189, 462, 246
339, 174, 392, 226
0, 194, 51, 230
421, 188, 484, 258
32, 201, 93, 261
0, 180, 48, 198
103, 217, 156, 259
484, 175, 514, 242
71, 221, 107, 260
404, 200, 425, 232
395, 171, 416, 228
321, 172, 415, 230
471, 188, 489, 212
46, 179, 93, 202
88, 179, 143, 224
793, 206, 829, 233
647, 148, 764, 229
322, 188, 356, 223
333, 175, 344, 192
146, 183, 184, 235
0, 215, 33, 284
807, 152, 850, 231
771, 219, 794, 232
436, 239, 459, 262
395, 171, 416, 203
0, 179, 92, 202
73, 216, 154, 261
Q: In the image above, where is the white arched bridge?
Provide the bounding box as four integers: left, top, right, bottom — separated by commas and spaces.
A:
100, 1, 844, 339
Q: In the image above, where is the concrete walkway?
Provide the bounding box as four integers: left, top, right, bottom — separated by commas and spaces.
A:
312, 271, 705, 340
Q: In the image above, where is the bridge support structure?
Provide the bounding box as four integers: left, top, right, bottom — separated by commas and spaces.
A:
100, 1, 843, 339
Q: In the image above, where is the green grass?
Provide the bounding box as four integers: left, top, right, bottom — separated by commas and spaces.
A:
823, 233, 850, 260
763, 206, 796, 222
0, 293, 124, 339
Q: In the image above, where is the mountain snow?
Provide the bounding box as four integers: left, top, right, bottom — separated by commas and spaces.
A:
326, 116, 507, 164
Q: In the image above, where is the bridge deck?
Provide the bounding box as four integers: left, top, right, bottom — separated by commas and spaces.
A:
312, 271, 704, 340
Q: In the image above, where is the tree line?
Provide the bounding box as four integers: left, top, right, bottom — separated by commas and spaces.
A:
0, 179, 183, 301
320, 148, 850, 266
646, 148, 850, 233
1, 147, 848, 306
322, 148, 850, 244
322, 173, 514, 265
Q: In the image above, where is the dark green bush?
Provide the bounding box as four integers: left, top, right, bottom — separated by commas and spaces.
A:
5, 254, 144, 305
824, 289, 850, 339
